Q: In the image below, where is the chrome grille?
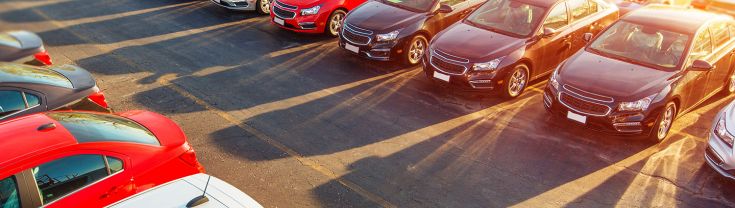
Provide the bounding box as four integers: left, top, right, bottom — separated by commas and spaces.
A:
559, 92, 611, 116
430, 49, 468, 75
342, 23, 371, 45
563, 84, 614, 103
275, 0, 297, 10
273, 1, 296, 19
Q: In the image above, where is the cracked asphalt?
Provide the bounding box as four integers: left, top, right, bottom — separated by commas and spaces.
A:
2, 0, 735, 207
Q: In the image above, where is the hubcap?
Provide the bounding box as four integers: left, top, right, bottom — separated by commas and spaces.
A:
330, 12, 344, 36
261, 0, 270, 13
408, 38, 425, 64
658, 105, 674, 140
508, 68, 527, 97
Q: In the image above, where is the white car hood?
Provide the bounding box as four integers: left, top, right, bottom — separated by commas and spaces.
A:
107, 174, 263, 208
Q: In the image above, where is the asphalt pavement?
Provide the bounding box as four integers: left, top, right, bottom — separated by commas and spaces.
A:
2, 0, 735, 207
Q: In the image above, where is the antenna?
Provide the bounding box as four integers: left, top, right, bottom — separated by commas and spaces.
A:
186, 175, 212, 208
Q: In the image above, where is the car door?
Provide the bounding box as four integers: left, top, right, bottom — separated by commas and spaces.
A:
526, 1, 572, 77
566, 0, 595, 50
706, 21, 735, 94
27, 153, 135, 208
0, 89, 46, 121
681, 27, 713, 110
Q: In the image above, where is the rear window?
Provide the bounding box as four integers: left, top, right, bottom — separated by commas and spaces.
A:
0, 34, 21, 48
0, 63, 73, 88
47, 112, 160, 145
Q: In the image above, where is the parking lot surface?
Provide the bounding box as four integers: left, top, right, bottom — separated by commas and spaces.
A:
2, 0, 735, 207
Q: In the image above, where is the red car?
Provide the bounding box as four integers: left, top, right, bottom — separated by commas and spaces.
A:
0, 111, 205, 208
270, 0, 367, 36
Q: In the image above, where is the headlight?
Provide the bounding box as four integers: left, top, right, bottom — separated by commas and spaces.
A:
473, 57, 504, 71
716, 117, 735, 147
618, 94, 656, 112
376, 30, 399, 42
549, 65, 560, 90
301, 5, 320, 16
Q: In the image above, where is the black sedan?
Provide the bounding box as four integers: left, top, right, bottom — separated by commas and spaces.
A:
0, 31, 52, 66
0, 62, 109, 121
339, 0, 485, 65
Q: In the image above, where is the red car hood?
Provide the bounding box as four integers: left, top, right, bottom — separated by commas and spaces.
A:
277, 0, 321, 7
118, 110, 187, 147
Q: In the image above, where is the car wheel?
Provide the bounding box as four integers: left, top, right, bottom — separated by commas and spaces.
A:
649, 102, 677, 143
256, 0, 270, 15
326, 9, 347, 37
502, 64, 529, 99
404, 34, 428, 66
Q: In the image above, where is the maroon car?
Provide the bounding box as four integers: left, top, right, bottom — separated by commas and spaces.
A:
544, 5, 735, 142
423, 0, 618, 98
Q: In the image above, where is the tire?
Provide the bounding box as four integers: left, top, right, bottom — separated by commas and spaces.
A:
403, 34, 428, 66
256, 0, 270, 15
501, 64, 530, 99
326, 9, 347, 37
649, 101, 677, 143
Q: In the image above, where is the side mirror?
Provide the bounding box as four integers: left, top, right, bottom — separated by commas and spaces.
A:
542, 28, 557, 38
690, 60, 715, 71
583, 33, 593, 42
437, 4, 453, 13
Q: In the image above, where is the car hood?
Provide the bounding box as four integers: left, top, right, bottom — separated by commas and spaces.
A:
345, 1, 424, 32
276, 0, 320, 7
107, 174, 263, 208
431, 22, 526, 61
559, 51, 676, 99
49, 65, 96, 90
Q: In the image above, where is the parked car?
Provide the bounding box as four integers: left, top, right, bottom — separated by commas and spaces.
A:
613, 0, 690, 15
705, 100, 735, 180
270, 0, 367, 36
210, 0, 271, 14
0, 31, 51, 66
339, 0, 485, 65
707, 0, 735, 17
107, 173, 263, 208
0, 110, 206, 208
543, 5, 735, 142
0, 62, 110, 122
424, 0, 618, 98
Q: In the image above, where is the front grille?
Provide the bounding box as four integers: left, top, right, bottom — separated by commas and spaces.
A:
559, 92, 611, 116
275, 0, 297, 10
563, 84, 613, 102
273, 4, 296, 19
434, 49, 469, 63
431, 56, 465, 75
342, 24, 371, 45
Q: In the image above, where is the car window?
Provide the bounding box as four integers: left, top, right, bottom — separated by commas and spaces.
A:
464, 0, 546, 36
440, 0, 465, 6
688, 28, 713, 66
33, 155, 108, 204
25, 92, 40, 107
0, 176, 20, 208
568, 0, 592, 21
730, 23, 735, 38
107, 156, 124, 174
711, 22, 730, 48
47, 112, 160, 146
544, 3, 568, 30
0, 63, 73, 89
0, 91, 25, 118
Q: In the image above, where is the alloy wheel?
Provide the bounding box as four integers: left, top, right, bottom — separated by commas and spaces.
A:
329, 11, 345, 36
260, 0, 270, 14
507, 68, 527, 97
657, 104, 675, 140
408, 37, 426, 65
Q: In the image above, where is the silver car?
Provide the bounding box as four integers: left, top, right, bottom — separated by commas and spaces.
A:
210, 0, 271, 14
706, 100, 735, 179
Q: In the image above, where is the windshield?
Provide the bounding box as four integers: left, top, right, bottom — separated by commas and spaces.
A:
465, 0, 546, 37
588, 21, 690, 70
383, 0, 437, 12
48, 112, 161, 146
0, 62, 73, 88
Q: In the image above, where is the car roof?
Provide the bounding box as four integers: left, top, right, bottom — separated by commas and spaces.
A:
0, 62, 73, 88
622, 5, 732, 34
0, 113, 77, 168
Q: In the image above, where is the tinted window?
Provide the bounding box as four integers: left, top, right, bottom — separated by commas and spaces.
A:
107, 156, 124, 174
711, 22, 730, 47
689, 29, 713, 65
33, 155, 108, 204
568, 0, 592, 21
0, 63, 72, 89
0, 176, 20, 208
465, 0, 546, 36
47, 112, 160, 145
0, 91, 26, 118
589, 21, 690, 70
25, 92, 40, 107
544, 3, 568, 30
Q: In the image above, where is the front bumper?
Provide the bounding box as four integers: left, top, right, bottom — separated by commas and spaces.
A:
270, 3, 328, 33
421, 59, 500, 92
210, 0, 256, 10
705, 111, 735, 179
338, 35, 403, 61
543, 84, 657, 136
